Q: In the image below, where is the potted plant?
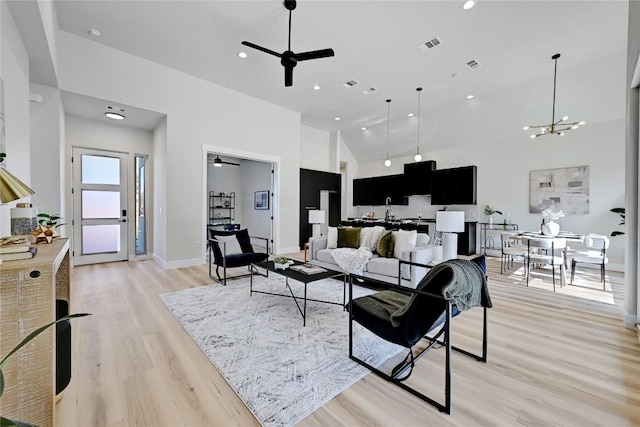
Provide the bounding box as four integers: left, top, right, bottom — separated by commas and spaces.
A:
610, 208, 625, 236
273, 256, 293, 270
31, 213, 66, 244
541, 208, 565, 236
1, 313, 90, 426
483, 205, 502, 226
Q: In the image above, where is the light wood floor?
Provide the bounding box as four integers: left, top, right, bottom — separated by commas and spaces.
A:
56, 255, 640, 427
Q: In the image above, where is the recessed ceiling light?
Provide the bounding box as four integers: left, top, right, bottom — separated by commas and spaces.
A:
237, 51, 248, 59
463, 0, 476, 10
361, 127, 367, 130
105, 112, 125, 120
408, 113, 414, 117
313, 85, 320, 90
88, 28, 101, 38
334, 117, 340, 121
467, 95, 475, 100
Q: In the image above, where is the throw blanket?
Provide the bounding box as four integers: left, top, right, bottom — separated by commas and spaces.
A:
331, 247, 373, 275
434, 259, 492, 311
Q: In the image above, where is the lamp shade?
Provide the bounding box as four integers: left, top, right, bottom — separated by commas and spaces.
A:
0, 167, 35, 203
436, 211, 465, 233
308, 209, 325, 225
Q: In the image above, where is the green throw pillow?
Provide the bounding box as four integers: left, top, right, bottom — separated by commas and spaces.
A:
377, 229, 395, 258
337, 227, 361, 248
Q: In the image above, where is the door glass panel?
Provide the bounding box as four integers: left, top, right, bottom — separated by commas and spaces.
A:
82, 225, 121, 254
82, 155, 120, 185
82, 190, 120, 219
135, 155, 147, 255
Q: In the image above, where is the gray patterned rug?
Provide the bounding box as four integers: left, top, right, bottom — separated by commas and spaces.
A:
160, 275, 403, 427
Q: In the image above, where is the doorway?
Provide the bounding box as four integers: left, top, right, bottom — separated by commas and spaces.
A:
72, 147, 129, 265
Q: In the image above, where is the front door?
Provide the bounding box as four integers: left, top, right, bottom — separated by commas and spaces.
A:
72, 147, 128, 265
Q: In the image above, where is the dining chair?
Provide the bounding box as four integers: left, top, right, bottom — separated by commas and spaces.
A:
570, 234, 610, 290
500, 232, 527, 274
525, 237, 567, 292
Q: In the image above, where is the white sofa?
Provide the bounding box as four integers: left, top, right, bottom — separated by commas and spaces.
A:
308, 232, 443, 288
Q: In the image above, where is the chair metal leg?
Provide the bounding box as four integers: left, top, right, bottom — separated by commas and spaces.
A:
570, 259, 576, 285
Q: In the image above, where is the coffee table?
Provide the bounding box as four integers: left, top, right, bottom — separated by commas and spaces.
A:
250, 261, 346, 326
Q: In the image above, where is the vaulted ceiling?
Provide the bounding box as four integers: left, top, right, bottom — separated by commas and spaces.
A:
46, 1, 629, 162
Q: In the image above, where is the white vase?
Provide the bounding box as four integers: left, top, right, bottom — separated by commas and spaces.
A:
541, 221, 560, 236
488, 215, 493, 226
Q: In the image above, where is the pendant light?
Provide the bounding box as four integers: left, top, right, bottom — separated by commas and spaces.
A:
414, 87, 423, 162
523, 53, 585, 138
384, 99, 392, 167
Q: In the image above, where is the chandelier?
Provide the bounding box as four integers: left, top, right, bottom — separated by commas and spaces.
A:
523, 53, 585, 138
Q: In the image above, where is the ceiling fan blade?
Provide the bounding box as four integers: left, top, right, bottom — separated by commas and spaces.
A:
296, 48, 335, 61
221, 161, 240, 166
284, 66, 293, 87
241, 41, 282, 58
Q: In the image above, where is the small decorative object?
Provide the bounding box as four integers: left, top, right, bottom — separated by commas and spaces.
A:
31, 213, 65, 244
483, 205, 502, 227
541, 208, 565, 236
610, 208, 625, 237
274, 256, 290, 270
223, 200, 231, 208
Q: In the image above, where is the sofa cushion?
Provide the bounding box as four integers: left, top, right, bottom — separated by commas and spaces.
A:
338, 227, 361, 248
316, 249, 336, 264
392, 229, 417, 259
377, 229, 395, 258
367, 257, 399, 277
327, 226, 338, 249
223, 252, 268, 268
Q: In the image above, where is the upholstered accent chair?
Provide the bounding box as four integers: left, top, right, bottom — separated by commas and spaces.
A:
348, 256, 491, 414
208, 227, 269, 285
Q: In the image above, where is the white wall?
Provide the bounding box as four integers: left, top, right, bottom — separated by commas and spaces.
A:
207, 159, 242, 224
55, 30, 301, 264
0, 2, 32, 236
29, 83, 63, 218
153, 117, 167, 263
300, 125, 331, 171
239, 160, 273, 245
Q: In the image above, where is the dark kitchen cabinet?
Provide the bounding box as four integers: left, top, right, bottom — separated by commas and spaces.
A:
431, 165, 477, 205
353, 174, 408, 205
403, 160, 436, 195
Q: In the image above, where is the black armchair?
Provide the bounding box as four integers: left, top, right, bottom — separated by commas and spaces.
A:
348, 257, 491, 414
208, 227, 269, 285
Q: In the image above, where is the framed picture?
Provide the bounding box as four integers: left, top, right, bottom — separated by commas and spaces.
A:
529, 165, 590, 214
254, 190, 269, 210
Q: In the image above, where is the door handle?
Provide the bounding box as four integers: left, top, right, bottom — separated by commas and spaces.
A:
119, 219, 127, 223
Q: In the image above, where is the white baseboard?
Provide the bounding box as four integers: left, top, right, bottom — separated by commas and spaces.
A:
277, 246, 301, 255
153, 254, 205, 270
623, 313, 638, 330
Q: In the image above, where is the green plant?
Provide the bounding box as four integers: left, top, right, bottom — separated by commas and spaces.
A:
37, 213, 65, 228
274, 256, 289, 264
483, 205, 502, 216
611, 208, 625, 236
0, 313, 91, 427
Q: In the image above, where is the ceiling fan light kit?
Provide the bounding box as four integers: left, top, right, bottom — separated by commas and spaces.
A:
211, 155, 239, 167
241, 0, 335, 87
385, 99, 392, 168
524, 53, 585, 139
414, 87, 423, 162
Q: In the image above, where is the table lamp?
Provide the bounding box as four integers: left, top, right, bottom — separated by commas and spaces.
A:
308, 210, 325, 239
436, 211, 465, 260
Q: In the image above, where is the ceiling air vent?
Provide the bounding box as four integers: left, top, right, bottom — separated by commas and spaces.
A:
362, 87, 377, 95
466, 59, 481, 69
417, 37, 442, 52
342, 80, 359, 88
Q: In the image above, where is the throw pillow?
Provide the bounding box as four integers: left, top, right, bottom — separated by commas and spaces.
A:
235, 228, 254, 253
471, 254, 487, 276
327, 226, 338, 249
415, 233, 430, 247
377, 229, 395, 258
393, 229, 418, 259
216, 234, 243, 255
337, 227, 361, 249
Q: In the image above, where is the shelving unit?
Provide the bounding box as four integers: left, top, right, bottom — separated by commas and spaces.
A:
209, 191, 235, 226
480, 222, 519, 255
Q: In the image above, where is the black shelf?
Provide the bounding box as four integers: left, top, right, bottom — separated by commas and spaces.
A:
209, 191, 235, 225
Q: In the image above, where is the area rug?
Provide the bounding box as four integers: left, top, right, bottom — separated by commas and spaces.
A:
160, 276, 403, 427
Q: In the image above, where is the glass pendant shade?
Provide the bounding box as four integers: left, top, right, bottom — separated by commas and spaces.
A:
384, 99, 392, 167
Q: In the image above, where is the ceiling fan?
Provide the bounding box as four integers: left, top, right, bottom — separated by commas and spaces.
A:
241, 0, 335, 87
209, 155, 239, 167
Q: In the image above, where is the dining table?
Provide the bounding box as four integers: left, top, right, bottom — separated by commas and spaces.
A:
510, 231, 585, 288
